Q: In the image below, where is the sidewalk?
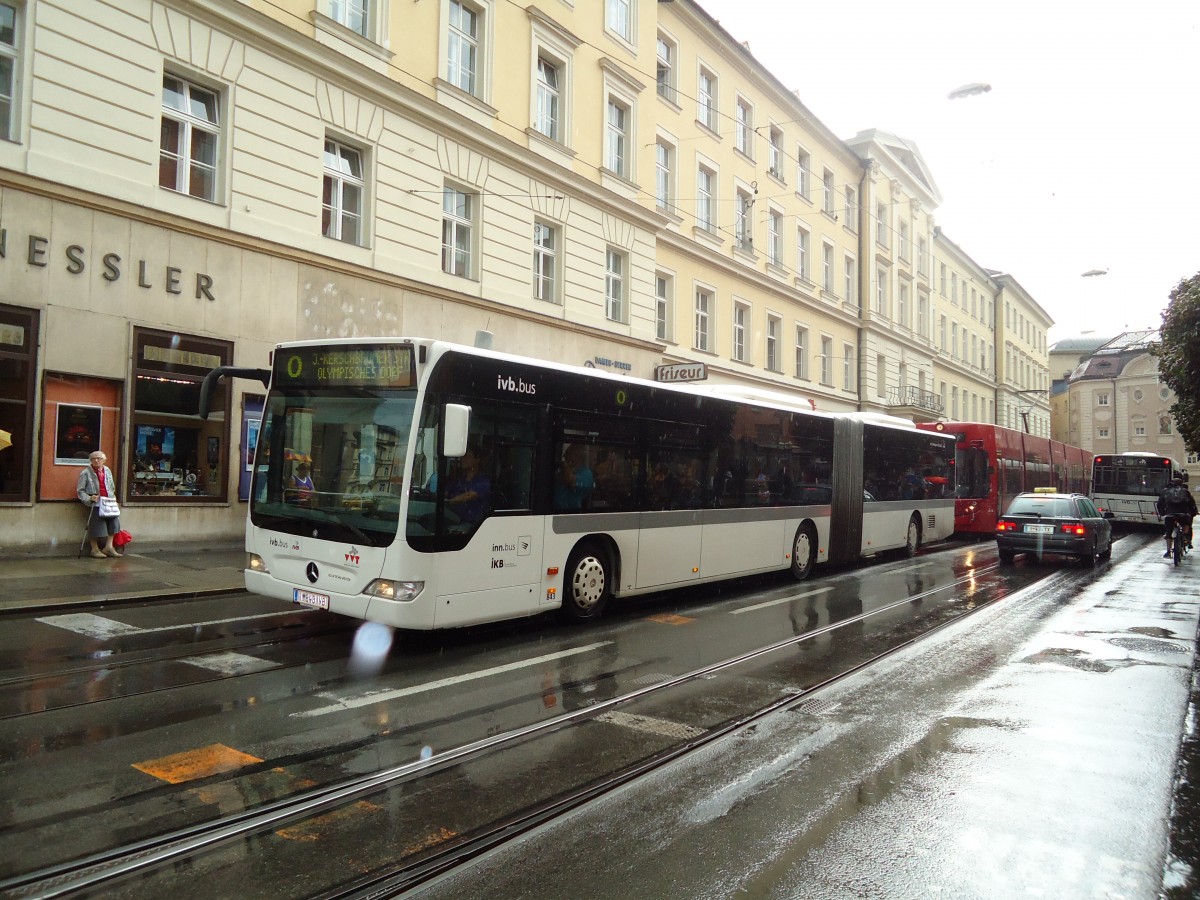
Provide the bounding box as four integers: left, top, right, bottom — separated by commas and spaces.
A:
0, 540, 247, 614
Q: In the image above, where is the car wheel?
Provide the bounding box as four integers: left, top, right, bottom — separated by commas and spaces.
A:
1078, 541, 1098, 566
1099, 537, 1112, 561
791, 524, 817, 581
998, 548, 1016, 565
561, 542, 611, 623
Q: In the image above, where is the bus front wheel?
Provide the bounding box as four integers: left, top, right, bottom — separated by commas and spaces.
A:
791, 524, 817, 580
903, 514, 922, 558
562, 542, 611, 623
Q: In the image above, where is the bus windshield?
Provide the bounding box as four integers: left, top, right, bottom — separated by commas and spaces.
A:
1092, 461, 1170, 497
250, 388, 417, 547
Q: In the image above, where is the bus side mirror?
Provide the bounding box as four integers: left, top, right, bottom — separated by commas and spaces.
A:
443, 404, 471, 458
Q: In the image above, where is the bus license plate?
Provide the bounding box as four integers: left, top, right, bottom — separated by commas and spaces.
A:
1024, 524, 1054, 534
293, 588, 330, 610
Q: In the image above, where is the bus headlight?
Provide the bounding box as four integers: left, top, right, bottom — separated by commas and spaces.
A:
247, 553, 269, 574
365, 580, 423, 603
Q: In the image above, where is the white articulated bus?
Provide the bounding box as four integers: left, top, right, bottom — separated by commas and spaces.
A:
1091, 451, 1188, 524
202, 338, 955, 630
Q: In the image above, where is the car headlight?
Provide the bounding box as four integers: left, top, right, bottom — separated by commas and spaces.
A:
247, 553, 269, 574
365, 579, 423, 603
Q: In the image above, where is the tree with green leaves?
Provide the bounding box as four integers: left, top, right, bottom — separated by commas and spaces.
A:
1152, 271, 1200, 455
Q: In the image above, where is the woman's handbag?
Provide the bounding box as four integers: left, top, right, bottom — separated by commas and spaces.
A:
98, 496, 121, 518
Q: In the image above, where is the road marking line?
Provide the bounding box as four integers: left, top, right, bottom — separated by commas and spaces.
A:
132, 743, 263, 784
179, 651, 282, 675
293, 642, 613, 718
36, 609, 309, 638
33, 613, 142, 639
732, 586, 833, 614
595, 710, 705, 739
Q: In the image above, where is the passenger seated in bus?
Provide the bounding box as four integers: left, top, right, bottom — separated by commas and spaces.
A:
554, 444, 594, 511
287, 463, 315, 507
446, 447, 491, 525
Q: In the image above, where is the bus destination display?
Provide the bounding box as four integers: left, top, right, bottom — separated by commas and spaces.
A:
277, 345, 415, 389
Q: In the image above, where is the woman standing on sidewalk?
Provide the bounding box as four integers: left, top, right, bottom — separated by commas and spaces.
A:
77, 450, 121, 558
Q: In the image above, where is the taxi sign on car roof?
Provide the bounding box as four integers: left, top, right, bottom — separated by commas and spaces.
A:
1033, 487, 1058, 493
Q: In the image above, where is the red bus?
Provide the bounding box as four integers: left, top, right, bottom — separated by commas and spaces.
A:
916, 422, 1093, 536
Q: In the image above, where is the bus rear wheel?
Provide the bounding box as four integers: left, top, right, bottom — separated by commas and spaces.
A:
562, 542, 611, 623
791, 524, 817, 580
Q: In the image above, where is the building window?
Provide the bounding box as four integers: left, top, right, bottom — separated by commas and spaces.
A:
875, 268, 887, 315
329, 0, 369, 36
606, 0, 632, 42
951, 323, 958, 358
696, 164, 715, 232
843, 343, 854, 391
130, 328, 232, 502
533, 220, 557, 303
822, 243, 834, 293
656, 33, 676, 102
0, 303, 37, 501
697, 67, 717, 131
766, 315, 780, 372
322, 138, 365, 245
605, 248, 626, 321
898, 282, 909, 327
735, 98, 753, 157
447, 0, 480, 95
876, 354, 886, 397
655, 272, 673, 341
1135, 424, 1146, 437
1097, 392, 1109, 406
605, 97, 629, 178
797, 227, 809, 281
876, 202, 888, 248
917, 296, 927, 337
734, 189, 752, 251
820, 336, 833, 386
1098, 427, 1110, 438
939, 263, 946, 295
794, 326, 809, 380
768, 128, 784, 180
160, 74, 220, 202
441, 185, 474, 277
535, 56, 561, 141
950, 273, 958, 304
822, 169, 835, 215
694, 287, 712, 352
899, 220, 909, 260
939, 315, 946, 350
0, 1, 19, 140
843, 256, 855, 305
796, 149, 810, 199
767, 210, 783, 266
732, 302, 748, 362
844, 186, 856, 231
655, 139, 673, 212
917, 237, 928, 276
1160, 415, 1173, 435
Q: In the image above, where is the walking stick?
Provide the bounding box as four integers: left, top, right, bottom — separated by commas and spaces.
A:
78, 500, 96, 558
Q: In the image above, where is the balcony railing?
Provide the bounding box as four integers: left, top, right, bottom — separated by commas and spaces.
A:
887, 386, 944, 414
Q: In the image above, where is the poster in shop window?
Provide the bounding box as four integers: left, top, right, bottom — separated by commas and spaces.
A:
54, 403, 102, 465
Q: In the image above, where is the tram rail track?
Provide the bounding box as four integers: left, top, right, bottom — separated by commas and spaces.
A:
0, 563, 1047, 900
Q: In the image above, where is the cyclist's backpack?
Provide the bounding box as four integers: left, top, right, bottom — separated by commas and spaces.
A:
1164, 484, 1189, 507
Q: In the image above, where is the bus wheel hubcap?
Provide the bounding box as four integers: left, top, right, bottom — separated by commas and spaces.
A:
794, 533, 811, 568
572, 557, 605, 609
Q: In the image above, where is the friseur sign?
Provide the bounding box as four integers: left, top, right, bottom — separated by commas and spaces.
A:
655, 362, 708, 383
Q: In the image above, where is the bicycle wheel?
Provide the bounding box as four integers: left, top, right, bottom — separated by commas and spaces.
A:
1174, 529, 1183, 566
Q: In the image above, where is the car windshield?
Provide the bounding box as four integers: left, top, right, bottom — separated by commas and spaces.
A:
1006, 497, 1074, 517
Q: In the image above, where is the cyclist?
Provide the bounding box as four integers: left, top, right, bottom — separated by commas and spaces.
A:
1156, 476, 1196, 557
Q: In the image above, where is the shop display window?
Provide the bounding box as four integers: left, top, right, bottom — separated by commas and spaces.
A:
0, 304, 39, 501
129, 328, 232, 500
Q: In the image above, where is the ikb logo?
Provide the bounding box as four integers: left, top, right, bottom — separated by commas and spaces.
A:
344, 546, 361, 566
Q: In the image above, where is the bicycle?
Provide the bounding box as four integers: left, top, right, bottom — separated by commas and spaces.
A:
1167, 516, 1185, 567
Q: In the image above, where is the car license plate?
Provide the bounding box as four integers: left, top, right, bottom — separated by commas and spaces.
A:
293, 588, 330, 610
1024, 524, 1054, 534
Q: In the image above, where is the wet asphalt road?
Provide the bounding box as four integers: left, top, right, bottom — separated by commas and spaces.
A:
0, 531, 1195, 898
